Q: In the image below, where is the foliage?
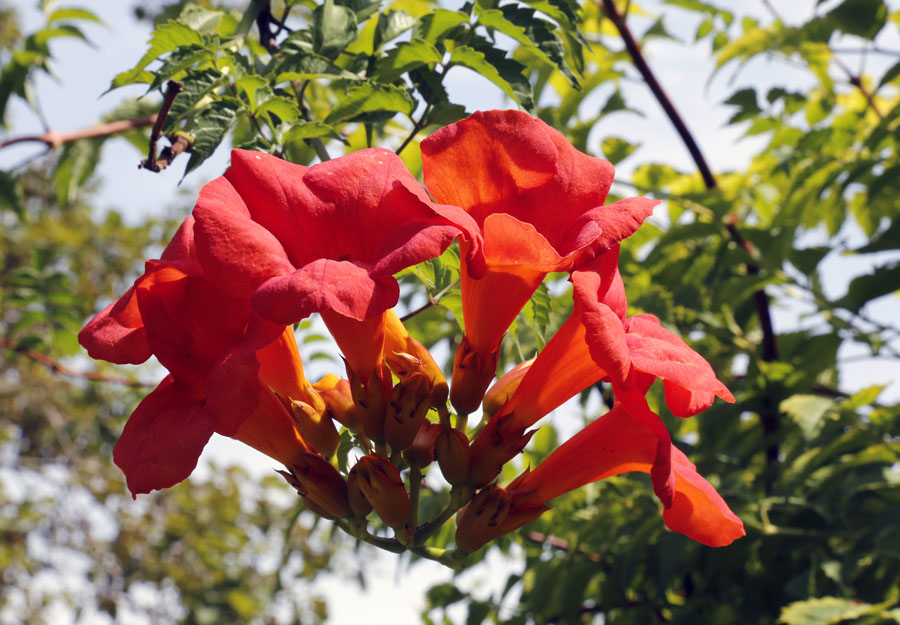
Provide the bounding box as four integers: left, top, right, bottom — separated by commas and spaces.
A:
1, 0, 900, 624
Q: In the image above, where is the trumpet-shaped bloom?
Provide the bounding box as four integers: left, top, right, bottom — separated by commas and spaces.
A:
457, 405, 745, 552
191, 149, 482, 383
79, 218, 331, 495
421, 110, 657, 413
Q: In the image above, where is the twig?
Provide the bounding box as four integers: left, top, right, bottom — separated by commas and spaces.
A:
294, 80, 331, 162
524, 531, 602, 563
0, 337, 153, 387
140, 80, 184, 172
255, 0, 278, 52
599, 0, 781, 479
0, 115, 158, 150
396, 105, 432, 156
833, 56, 884, 120
400, 278, 460, 323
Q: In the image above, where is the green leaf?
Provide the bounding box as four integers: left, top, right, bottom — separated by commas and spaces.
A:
374, 39, 443, 83
826, 0, 888, 39
474, 5, 578, 87
148, 44, 213, 92
177, 4, 224, 33
256, 97, 302, 123
780, 395, 836, 440
374, 10, 417, 49
724, 87, 761, 124
425, 102, 468, 126
53, 138, 103, 207
184, 97, 241, 175
108, 21, 204, 91
413, 10, 469, 43
324, 83, 414, 123
840, 261, 900, 311
281, 120, 344, 143
313, 0, 358, 59
46, 8, 102, 25
163, 68, 224, 133
878, 59, 900, 87
779, 597, 874, 625
601, 137, 638, 164
0, 170, 24, 216
274, 52, 360, 82
449, 43, 535, 112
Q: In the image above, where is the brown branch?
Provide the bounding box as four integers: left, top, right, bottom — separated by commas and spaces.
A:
833, 56, 884, 120
600, 0, 781, 479
0, 338, 153, 387
140, 80, 184, 172
400, 278, 460, 323
0, 115, 158, 150
524, 531, 602, 563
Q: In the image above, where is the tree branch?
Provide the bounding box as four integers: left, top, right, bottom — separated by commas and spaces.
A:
140, 80, 184, 172
399, 278, 460, 322
0, 115, 158, 151
833, 56, 884, 120
0, 338, 153, 387
599, 0, 781, 477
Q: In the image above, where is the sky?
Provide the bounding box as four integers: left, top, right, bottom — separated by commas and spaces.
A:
2, 0, 900, 624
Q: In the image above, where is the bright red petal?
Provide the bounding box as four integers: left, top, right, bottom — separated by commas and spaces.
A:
78, 285, 150, 365
252, 259, 399, 324
512, 405, 744, 547
193, 177, 295, 299
113, 376, 215, 496
625, 314, 735, 417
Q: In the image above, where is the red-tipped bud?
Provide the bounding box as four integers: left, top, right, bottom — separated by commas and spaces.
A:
466, 419, 535, 487
435, 427, 471, 485
346, 468, 374, 516
482, 358, 534, 417
351, 455, 410, 528
385, 373, 434, 451
314, 374, 360, 429
455, 485, 511, 552
449, 336, 499, 415
349, 364, 390, 443
283, 453, 351, 519
403, 422, 442, 467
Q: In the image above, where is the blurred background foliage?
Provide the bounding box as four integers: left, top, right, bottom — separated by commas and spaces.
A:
1, 0, 899, 624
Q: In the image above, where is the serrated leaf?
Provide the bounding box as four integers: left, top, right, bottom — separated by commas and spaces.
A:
148, 44, 213, 92
413, 9, 469, 43
47, 7, 102, 25
374, 38, 442, 82
163, 68, 224, 132
108, 21, 204, 91
274, 51, 360, 82
449, 44, 534, 111
314, 0, 358, 59
257, 97, 302, 122
374, 10, 417, 49
281, 120, 343, 143
475, 5, 578, 87
184, 98, 241, 176
324, 83, 414, 123
426, 102, 467, 126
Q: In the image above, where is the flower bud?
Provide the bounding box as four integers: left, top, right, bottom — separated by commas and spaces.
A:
349, 364, 390, 443
314, 374, 359, 429
346, 468, 374, 516
385, 373, 434, 451
435, 427, 471, 485
455, 485, 511, 552
482, 358, 535, 417
449, 336, 499, 415
403, 422, 442, 467
466, 420, 535, 487
383, 311, 449, 406
350, 455, 410, 528
282, 452, 351, 519
290, 399, 339, 457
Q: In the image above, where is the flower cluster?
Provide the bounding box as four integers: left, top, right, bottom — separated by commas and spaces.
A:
80, 110, 744, 558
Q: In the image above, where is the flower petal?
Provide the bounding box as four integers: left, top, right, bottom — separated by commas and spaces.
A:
113, 376, 215, 496
252, 259, 399, 324
512, 405, 744, 547
78, 284, 150, 365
